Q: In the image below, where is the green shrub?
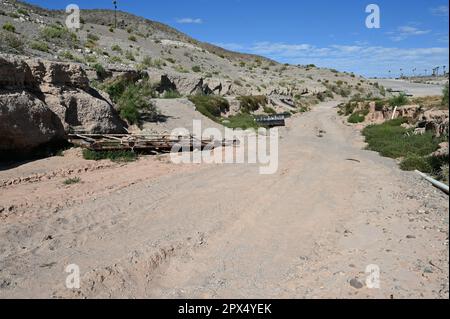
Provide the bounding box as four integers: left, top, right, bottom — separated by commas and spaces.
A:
237, 95, 267, 113
41, 25, 78, 47
41, 25, 66, 39
60, 51, 75, 60
111, 44, 122, 52
162, 90, 182, 99
263, 106, 277, 114
82, 149, 137, 162
224, 113, 259, 130
128, 35, 137, 42
0, 30, 24, 52
389, 93, 409, 107
188, 95, 230, 120
443, 84, 449, 107
103, 77, 132, 103
116, 81, 158, 124
17, 8, 29, 16
109, 56, 122, 63
348, 109, 369, 123
2, 22, 15, 32
30, 41, 49, 52
363, 119, 442, 159
141, 55, 152, 67
93, 63, 107, 79
400, 154, 448, 175
125, 50, 135, 61
63, 177, 81, 185
192, 65, 201, 73
87, 33, 99, 42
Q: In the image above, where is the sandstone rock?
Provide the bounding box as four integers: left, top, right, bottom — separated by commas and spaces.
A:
0, 55, 36, 89
0, 54, 127, 154
27, 59, 90, 90
432, 142, 449, 157
395, 105, 422, 120
43, 87, 126, 134
0, 91, 65, 155
417, 109, 449, 137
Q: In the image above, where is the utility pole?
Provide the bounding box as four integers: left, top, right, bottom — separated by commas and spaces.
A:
113, 1, 117, 29
400, 68, 403, 78
444, 66, 447, 75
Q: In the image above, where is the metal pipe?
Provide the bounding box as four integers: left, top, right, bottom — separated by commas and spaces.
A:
415, 170, 449, 195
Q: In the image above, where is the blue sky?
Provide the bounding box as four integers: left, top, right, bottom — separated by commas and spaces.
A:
26, 0, 449, 77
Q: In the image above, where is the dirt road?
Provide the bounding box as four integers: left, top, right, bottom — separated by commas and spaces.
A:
0, 101, 448, 299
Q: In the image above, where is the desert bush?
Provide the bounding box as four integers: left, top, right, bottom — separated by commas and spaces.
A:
30, 41, 49, 52
224, 113, 259, 130
17, 8, 29, 16
192, 65, 201, 73
82, 149, 137, 162
41, 25, 65, 39
443, 84, 449, 107
188, 95, 230, 120
363, 118, 442, 160
87, 33, 99, 42
125, 50, 135, 61
389, 93, 409, 107
109, 56, 122, 63
2, 22, 15, 32
162, 90, 182, 99
41, 25, 78, 47
111, 44, 122, 52
347, 109, 369, 123
237, 95, 267, 113
263, 106, 277, 114
63, 177, 81, 185
93, 63, 107, 79
60, 51, 75, 60
128, 35, 137, 42
0, 30, 24, 52
117, 82, 158, 124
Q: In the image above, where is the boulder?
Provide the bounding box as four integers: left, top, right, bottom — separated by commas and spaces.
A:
417, 109, 449, 137
432, 142, 449, 157
27, 59, 90, 91
395, 105, 422, 120
0, 54, 127, 155
0, 91, 65, 155
42, 87, 126, 134
0, 55, 36, 89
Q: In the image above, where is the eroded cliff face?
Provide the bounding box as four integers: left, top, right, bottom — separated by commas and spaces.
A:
0, 54, 126, 156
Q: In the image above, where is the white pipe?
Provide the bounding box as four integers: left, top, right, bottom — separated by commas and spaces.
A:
415, 170, 449, 195
391, 106, 398, 120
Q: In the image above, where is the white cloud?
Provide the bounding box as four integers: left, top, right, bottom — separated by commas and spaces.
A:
176, 18, 203, 24
216, 41, 449, 77
430, 5, 449, 17
389, 26, 431, 41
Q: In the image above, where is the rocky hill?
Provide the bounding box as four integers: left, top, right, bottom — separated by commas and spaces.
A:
0, 0, 387, 157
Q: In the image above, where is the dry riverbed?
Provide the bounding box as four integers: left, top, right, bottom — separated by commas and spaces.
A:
0, 101, 448, 299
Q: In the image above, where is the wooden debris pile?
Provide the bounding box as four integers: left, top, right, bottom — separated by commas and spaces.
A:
68, 134, 237, 152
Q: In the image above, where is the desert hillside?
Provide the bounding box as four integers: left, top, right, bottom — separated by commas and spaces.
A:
0, 0, 389, 157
